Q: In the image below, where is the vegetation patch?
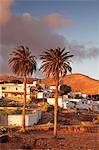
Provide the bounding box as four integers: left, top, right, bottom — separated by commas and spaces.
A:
0, 108, 22, 115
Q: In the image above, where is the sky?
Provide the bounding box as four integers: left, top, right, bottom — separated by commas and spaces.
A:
0, 0, 99, 80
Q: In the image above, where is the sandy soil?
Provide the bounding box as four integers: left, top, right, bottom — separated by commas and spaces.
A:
0, 108, 99, 149
0, 128, 99, 150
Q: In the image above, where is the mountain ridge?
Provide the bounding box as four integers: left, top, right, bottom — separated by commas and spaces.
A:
0, 73, 99, 95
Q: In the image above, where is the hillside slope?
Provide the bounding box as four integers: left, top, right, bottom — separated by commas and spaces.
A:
0, 73, 99, 94
41, 73, 99, 95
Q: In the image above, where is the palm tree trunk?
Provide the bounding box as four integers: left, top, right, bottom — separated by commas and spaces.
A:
54, 80, 58, 137
22, 75, 27, 132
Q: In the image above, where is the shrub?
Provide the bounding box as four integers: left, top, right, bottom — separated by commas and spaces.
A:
42, 101, 50, 111
0, 109, 22, 115
0, 110, 7, 115
26, 101, 31, 108
8, 101, 22, 107
0, 102, 6, 107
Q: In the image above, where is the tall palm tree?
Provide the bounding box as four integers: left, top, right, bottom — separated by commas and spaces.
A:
9, 45, 36, 131
40, 47, 73, 136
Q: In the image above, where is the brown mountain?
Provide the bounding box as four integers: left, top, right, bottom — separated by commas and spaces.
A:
41, 73, 99, 95
0, 74, 17, 82
0, 73, 99, 95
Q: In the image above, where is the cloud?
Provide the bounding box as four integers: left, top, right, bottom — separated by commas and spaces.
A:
0, 13, 66, 54
43, 13, 74, 29
0, 0, 14, 25
67, 42, 99, 61
0, 2, 99, 75
0, 13, 66, 74
0, 44, 13, 74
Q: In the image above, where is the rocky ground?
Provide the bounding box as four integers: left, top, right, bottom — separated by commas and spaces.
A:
0, 127, 99, 150
0, 105, 99, 149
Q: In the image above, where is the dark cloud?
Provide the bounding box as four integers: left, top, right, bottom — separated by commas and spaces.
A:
0, 13, 67, 74
0, 13, 66, 54
67, 42, 99, 61
0, 9, 99, 74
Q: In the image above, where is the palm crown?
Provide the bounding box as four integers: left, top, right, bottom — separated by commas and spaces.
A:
9, 45, 36, 76
40, 47, 73, 78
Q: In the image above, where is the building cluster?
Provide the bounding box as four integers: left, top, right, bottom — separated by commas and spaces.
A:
0, 79, 99, 112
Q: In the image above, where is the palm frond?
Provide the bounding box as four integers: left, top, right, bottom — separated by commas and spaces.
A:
40, 47, 74, 79
9, 45, 37, 77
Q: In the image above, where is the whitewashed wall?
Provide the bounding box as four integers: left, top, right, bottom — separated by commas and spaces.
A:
63, 101, 75, 109
47, 98, 62, 107
37, 92, 43, 99
0, 86, 2, 98
8, 110, 42, 126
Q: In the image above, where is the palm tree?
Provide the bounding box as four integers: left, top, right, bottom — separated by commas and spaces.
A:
9, 45, 36, 131
40, 47, 73, 136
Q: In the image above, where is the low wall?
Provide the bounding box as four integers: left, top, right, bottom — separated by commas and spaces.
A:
0, 110, 42, 126
0, 115, 8, 126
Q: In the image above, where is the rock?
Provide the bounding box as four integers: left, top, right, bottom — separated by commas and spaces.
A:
0, 134, 9, 143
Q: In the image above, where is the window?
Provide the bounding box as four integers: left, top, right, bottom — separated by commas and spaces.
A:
2, 87, 6, 90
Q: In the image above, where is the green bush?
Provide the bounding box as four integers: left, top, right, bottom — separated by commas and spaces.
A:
42, 101, 50, 110
0, 102, 6, 107
26, 101, 31, 108
0, 108, 22, 115
15, 108, 22, 114
8, 101, 22, 107
0, 110, 7, 115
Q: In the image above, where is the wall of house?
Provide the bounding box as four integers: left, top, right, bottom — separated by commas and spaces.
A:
37, 92, 43, 99
76, 100, 88, 110
0, 110, 42, 126
0, 86, 2, 98
8, 110, 42, 126
32, 81, 37, 87
88, 100, 99, 111
0, 83, 32, 99
63, 101, 75, 109
47, 97, 62, 107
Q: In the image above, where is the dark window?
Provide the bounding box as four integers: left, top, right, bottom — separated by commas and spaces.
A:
2, 87, 6, 90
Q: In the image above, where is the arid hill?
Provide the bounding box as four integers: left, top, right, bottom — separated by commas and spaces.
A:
41, 73, 99, 95
0, 73, 99, 95
0, 74, 17, 82
0, 75, 39, 84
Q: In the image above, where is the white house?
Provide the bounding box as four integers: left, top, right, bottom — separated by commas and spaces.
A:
88, 100, 99, 111
62, 99, 75, 109
0, 83, 34, 100
47, 97, 63, 107
37, 91, 53, 99
50, 85, 56, 90
69, 99, 89, 110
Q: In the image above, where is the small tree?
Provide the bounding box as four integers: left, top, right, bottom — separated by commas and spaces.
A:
60, 84, 71, 95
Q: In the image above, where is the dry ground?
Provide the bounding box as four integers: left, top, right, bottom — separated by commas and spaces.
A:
0, 106, 99, 149
0, 128, 99, 150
